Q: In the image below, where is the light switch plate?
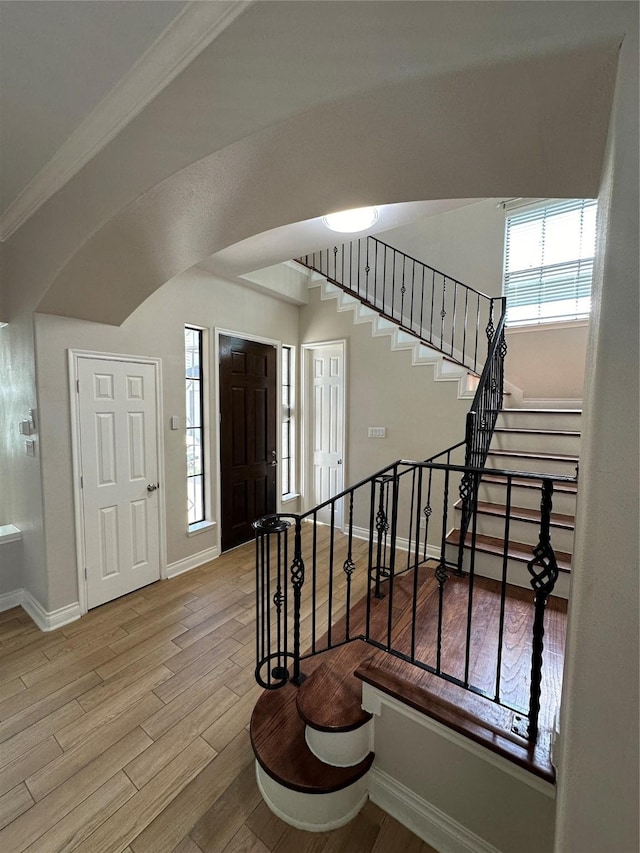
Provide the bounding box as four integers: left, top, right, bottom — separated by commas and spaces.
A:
368, 426, 386, 439
170, 416, 180, 430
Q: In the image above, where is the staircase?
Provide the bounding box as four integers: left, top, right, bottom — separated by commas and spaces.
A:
313, 276, 476, 400
250, 234, 576, 837
447, 408, 581, 598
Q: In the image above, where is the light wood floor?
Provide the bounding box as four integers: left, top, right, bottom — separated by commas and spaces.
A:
0, 540, 436, 853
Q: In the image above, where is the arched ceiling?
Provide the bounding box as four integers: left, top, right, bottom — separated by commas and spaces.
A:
36, 41, 619, 324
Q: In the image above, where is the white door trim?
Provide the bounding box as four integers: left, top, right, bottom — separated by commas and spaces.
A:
214, 328, 285, 553
301, 340, 347, 521
68, 349, 166, 615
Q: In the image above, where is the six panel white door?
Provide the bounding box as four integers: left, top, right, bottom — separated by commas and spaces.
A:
308, 343, 345, 526
77, 358, 161, 609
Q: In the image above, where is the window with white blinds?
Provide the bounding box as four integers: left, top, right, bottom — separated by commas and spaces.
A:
503, 198, 597, 326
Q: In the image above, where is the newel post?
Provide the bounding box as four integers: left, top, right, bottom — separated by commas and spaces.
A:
526, 478, 559, 741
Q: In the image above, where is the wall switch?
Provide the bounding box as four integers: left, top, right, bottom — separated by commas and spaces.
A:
170, 416, 180, 430
368, 426, 386, 439
25, 439, 36, 456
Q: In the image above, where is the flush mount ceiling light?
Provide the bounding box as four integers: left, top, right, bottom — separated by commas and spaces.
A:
322, 206, 379, 233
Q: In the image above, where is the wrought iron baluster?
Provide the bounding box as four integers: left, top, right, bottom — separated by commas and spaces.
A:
451, 281, 457, 355
411, 465, 424, 662
525, 479, 559, 741
290, 518, 306, 685
327, 501, 336, 648
311, 510, 318, 654
430, 270, 435, 344
420, 265, 426, 341
436, 467, 451, 674
462, 289, 469, 366
386, 469, 400, 651
400, 254, 406, 326
373, 475, 392, 599
495, 475, 512, 704
486, 297, 495, 345
343, 491, 356, 641
440, 277, 447, 348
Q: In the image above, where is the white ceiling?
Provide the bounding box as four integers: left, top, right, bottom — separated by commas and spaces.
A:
0, 0, 631, 285
0, 0, 186, 214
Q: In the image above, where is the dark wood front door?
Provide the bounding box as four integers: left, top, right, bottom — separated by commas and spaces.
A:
219, 335, 277, 551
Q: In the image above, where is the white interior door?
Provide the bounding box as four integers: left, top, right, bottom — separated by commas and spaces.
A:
307, 342, 345, 526
77, 357, 161, 609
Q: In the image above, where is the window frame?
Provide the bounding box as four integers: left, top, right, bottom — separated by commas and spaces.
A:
185, 325, 208, 530
281, 344, 297, 501
502, 198, 597, 328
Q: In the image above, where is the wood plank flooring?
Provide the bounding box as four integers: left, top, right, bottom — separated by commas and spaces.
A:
0, 540, 435, 853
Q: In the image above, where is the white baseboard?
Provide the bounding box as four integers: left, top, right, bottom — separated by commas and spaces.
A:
0, 588, 81, 631
351, 525, 440, 562
0, 589, 24, 612
369, 767, 501, 853
166, 545, 219, 579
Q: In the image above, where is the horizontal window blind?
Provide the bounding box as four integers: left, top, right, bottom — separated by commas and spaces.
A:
504, 198, 597, 326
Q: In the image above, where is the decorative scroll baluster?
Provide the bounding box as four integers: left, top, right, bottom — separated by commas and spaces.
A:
373, 475, 392, 599
343, 491, 356, 641
486, 297, 495, 344
290, 518, 306, 685
524, 479, 558, 740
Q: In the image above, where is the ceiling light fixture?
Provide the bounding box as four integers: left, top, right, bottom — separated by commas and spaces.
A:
322, 206, 379, 233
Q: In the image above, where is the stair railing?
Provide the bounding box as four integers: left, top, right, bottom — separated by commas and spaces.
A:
457, 305, 507, 571
297, 237, 503, 374
254, 455, 575, 743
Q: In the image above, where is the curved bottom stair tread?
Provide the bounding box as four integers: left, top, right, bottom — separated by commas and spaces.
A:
297, 641, 373, 732
250, 682, 374, 794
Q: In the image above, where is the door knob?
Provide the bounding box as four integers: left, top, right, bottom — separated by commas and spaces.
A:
337, 459, 343, 465
147, 483, 159, 492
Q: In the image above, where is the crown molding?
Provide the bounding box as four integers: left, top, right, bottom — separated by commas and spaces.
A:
0, 0, 253, 242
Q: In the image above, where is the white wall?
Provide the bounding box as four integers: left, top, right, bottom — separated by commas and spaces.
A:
380, 199, 589, 402
33, 270, 298, 611
379, 199, 506, 297
554, 23, 639, 853
299, 285, 470, 504
370, 701, 555, 853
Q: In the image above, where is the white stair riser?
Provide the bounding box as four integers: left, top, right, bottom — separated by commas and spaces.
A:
497, 411, 582, 431
486, 453, 578, 477
459, 512, 575, 554
492, 431, 581, 456
317, 277, 473, 398
445, 545, 571, 599
478, 482, 577, 516
305, 721, 373, 768
256, 762, 369, 832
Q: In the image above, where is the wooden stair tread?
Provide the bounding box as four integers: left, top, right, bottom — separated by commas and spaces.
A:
501, 408, 582, 414
487, 449, 579, 462
447, 529, 572, 571
482, 473, 578, 494
454, 499, 575, 529
355, 660, 555, 784
493, 427, 581, 437
297, 641, 373, 732
250, 682, 374, 794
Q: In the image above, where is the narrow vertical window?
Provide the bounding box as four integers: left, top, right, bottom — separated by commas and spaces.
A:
281, 346, 294, 498
185, 327, 205, 525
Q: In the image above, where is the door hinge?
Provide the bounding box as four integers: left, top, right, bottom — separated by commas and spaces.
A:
76, 379, 80, 393
84, 567, 87, 580
80, 476, 83, 489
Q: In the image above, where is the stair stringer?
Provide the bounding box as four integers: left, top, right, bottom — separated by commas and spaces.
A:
311, 276, 475, 401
